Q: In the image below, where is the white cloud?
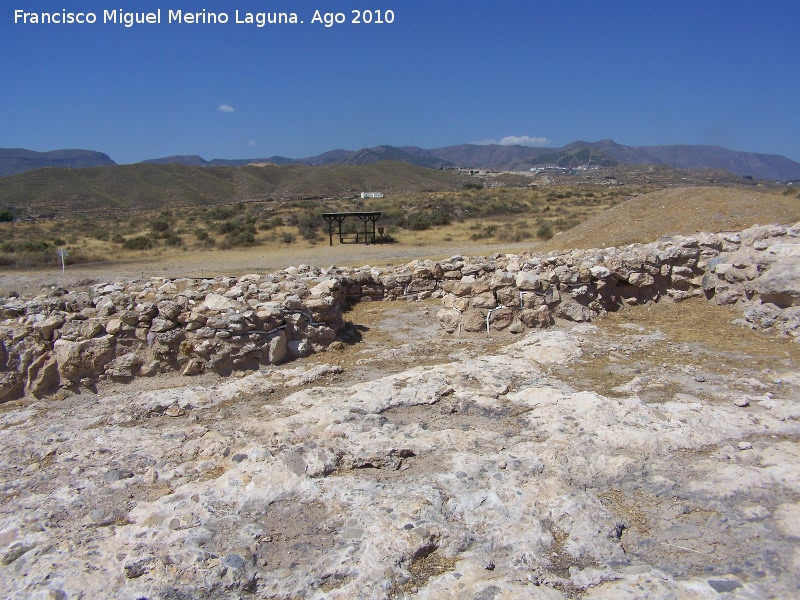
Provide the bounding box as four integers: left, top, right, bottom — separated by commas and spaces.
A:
248, 140, 258, 147
474, 135, 550, 147
499, 135, 550, 146
218, 104, 235, 113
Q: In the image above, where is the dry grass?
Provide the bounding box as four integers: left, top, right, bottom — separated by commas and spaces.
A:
553, 298, 800, 399
0, 185, 627, 270
601, 298, 800, 360
3, 184, 797, 298
541, 187, 800, 251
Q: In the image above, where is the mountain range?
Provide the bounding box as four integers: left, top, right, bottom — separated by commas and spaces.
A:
2, 140, 799, 181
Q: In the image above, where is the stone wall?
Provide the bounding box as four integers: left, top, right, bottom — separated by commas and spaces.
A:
0, 269, 348, 400
2, 222, 799, 401
427, 223, 800, 337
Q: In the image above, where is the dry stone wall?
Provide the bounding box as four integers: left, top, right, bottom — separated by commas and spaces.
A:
2, 222, 799, 401
428, 222, 800, 337
0, 269, 348, 400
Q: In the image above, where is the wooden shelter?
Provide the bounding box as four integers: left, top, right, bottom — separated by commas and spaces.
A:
321, 212, 382, 246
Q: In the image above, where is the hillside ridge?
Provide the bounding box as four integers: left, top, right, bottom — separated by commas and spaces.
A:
3, 140, 799, 180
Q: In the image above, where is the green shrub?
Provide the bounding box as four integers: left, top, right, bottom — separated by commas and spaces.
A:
216, 220, 240, 235
470, 225, 498, 240
123, 236, 154, 250
0, 210, 12, 222
428, 210, 451, 227
19, 240, 51, 252
300, 227, 321, 242
151, 221, 170, 233
281, 232, 296, 244
209, 206, 237, 220
408, 213, 431, 231
536, 223, 554, 240
297, 211, 322, 242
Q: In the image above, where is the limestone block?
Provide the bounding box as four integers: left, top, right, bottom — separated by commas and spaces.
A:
53, 336, 116, 383
471, 292, 497, 310
628, 272, 655, 287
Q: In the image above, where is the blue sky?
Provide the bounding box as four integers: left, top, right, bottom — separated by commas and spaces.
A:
3, 0, 799, 163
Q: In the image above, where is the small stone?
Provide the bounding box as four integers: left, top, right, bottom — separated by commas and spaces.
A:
164, 405, 186, 417
707, 579, 743, 593
149, 318, 177, 333
222, 553, 246, 570
124, 555, 155, 579
694, 373, 706, 382
182, 358, 205, 376
734, 397, 750, 407
508, 319, 526, 334
341, 528, 364, 540
104, 468, 135, 483
737, 441, 753, 450
87, 508, 116, 526
250, 447, 272, 461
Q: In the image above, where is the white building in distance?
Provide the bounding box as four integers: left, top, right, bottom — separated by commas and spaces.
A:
360, 192, 384, 198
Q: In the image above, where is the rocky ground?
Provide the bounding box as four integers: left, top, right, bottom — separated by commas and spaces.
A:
2, 216, 800, 599
1, 289, 799, 599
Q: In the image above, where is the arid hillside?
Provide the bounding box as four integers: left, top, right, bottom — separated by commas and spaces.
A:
541, 187, 800, 250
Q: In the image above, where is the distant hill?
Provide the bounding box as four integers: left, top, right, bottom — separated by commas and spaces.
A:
4, 140, 800, 180
562, 140, 800, 181
332, 145, 453, 169
140, 155, 209, 167
0, 161, 467, 217
0, 148, 115, 177
142, 145, 453, 170
419, 141, 800, 179
141, 155, 298, 167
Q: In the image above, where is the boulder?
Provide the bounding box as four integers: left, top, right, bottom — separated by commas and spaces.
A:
53, 336, 116, 384
437, 309, 461, 334
267, 331, 288, 364
756, 257, 800, 307
555, 301, 595, 322
33, 315, 65, 341
470, 292, 497, 309
628, 272, 655, 287
199, 293, 241, 312
488, 307, 514, 330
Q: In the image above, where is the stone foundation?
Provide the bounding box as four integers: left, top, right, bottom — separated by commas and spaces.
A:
2, 222, 799, 400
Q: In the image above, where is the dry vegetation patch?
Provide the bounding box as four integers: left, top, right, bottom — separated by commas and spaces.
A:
552, 299, 800, 400
541, 187, 800, 251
